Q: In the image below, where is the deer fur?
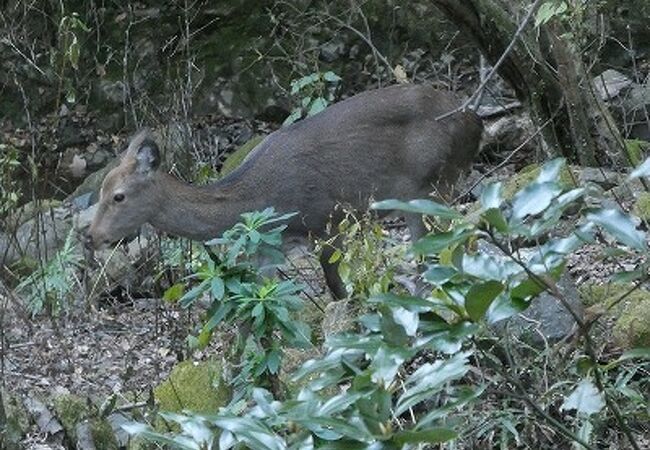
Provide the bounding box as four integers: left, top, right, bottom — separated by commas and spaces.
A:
87, 84, 483, 298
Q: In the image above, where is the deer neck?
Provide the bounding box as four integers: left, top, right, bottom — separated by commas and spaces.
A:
149, 173, 262, 241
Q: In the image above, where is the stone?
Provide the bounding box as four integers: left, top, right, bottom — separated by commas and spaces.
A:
593, 69, 633, 100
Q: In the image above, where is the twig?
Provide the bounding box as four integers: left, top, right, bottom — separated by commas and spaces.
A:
437, 0, 544, 120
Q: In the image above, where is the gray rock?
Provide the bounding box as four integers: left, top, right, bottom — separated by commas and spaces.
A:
593, 69, 633, 100
503, 273, 583, 345
481, 112, 536, 155
321, 299, 358, 338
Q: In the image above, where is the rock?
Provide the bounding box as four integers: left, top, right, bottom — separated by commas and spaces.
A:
0, 202, 74, 270
633, 191, 650, 220
321, 299, 359, 338
593, 69, 633, 100
580, 283, 650, 349
623, 81, 650, 141
505, 273, 583, 344
480, 112, 536, 156
576, 167, 622, 191
154, 360, 230, 414
613, 296, 650, 348
478, 242, 584, 345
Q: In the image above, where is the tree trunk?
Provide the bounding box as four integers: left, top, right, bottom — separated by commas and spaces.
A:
432, 0, 624, 166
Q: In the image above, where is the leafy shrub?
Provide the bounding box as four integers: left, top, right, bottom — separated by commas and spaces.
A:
16, 228, 83, 315
127, 158, 650, 449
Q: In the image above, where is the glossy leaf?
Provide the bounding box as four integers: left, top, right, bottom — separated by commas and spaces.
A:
511, 182, 563, 221
465, 281, 504, 321
629, 156, 650, 179
586, 208, 646, 251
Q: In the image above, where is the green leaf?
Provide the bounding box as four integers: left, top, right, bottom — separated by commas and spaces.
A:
465, 281, 504, 321
180, 280, 210, 307
211, 277, 225, 300
537, 158, 566, 183
308, 97, 327, 116
628, 155, 650, 178
283, 109, 302, 125
369, 345, 408, 384
323, 71, 341, 82
414, 228, 473, 256
393, 428, 457, 445
510, 276, 546, 300
480, 182, 503, 209
511, 181, 563, 221
163, 283, 185, 302
586, 208, 646, 251
486, 294, 528, 323
560, 379, 605, 416
481, 208, 508, 232
535, 2, 555, 27
462, 253, 521, 281
423, 265, 457, 285
371, 199, 461, 219
602, 347, 650, 370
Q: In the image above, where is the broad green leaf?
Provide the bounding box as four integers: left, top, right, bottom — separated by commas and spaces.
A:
211, 277, 225, 300
586, 208, 646, 251
163, 283, 185, 302
392, 307, 419, 336
323, 71, 341, 82
510, 277, 546, 300
486, 294, 528, 324
537, 158, 566, 183
369, 345, 408, 384
423, 265, 457, 285
393, 428, 457, 445
180, 280, 210, 307
462, 253, 521, 281
371, 199, 461, 219
465, 281, 504, 321
512, 181, 563, 220
481, 208, 508, 232
560, 379, 605, 416
308, 97, 327, 116
480, 182, 503, 209
414, 228, 473, 255
629, 154, 650, 178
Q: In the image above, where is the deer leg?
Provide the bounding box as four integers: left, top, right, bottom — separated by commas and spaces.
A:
402, 213, 430, 296
319, 240, 348, 300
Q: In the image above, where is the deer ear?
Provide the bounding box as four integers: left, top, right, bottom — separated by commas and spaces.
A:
135, 139, 160, 175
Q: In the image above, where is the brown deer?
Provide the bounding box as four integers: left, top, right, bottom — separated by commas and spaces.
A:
86, 84, 482, 299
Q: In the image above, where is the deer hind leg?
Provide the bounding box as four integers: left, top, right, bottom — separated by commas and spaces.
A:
318, 239, 348, 300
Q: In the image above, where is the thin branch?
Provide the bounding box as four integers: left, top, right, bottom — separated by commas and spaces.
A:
437, 0, 544, 120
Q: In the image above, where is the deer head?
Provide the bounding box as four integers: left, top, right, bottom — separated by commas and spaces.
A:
86, 130, 162, 249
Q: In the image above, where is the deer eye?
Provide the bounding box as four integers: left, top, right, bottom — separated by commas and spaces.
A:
113, 193, 125, 202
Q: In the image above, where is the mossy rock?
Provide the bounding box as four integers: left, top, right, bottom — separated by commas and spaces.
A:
154, 359, 230, 414
633, 191, 650, 221
1, 390, 30, 450
89, 418, 119, 450
51, 394, 118, 450
502, 163, 577, 201
220, 135, 265, 177
579, 283, 650, 348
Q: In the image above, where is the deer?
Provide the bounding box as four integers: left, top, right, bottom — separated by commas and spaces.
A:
86, 84, 483, 299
